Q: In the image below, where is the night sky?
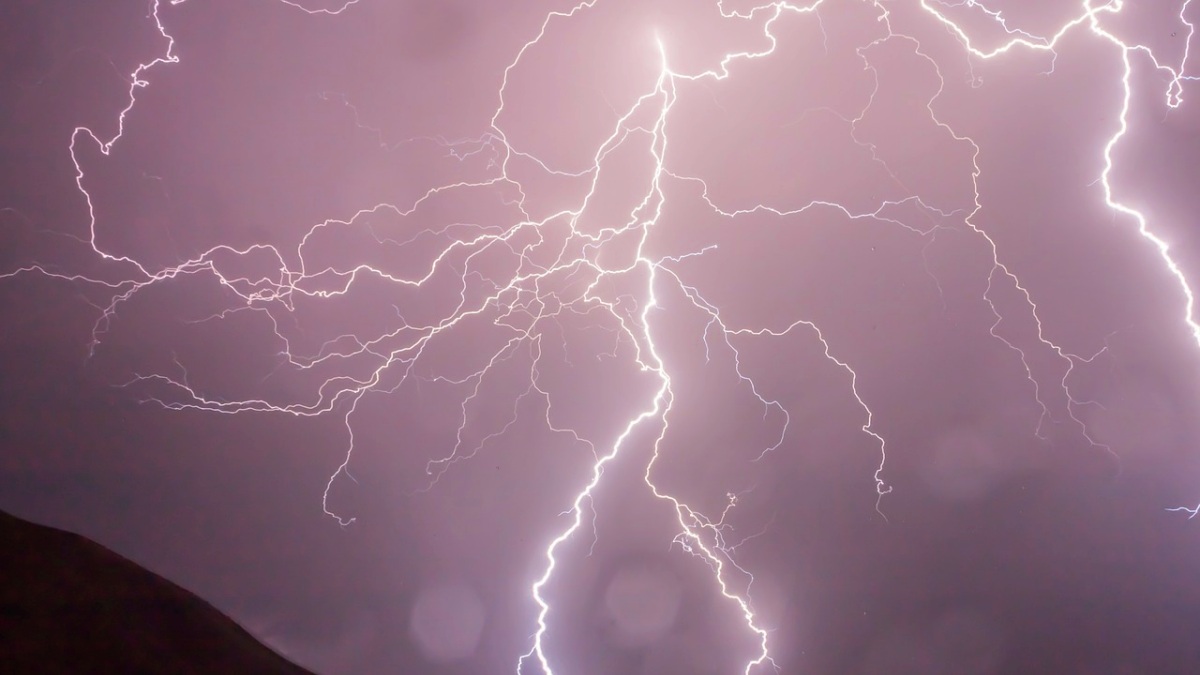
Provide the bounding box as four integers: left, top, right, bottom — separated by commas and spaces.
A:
4, 1, 1200, 673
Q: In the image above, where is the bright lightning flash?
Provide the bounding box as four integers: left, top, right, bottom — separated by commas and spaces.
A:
4, 0, 1199, 672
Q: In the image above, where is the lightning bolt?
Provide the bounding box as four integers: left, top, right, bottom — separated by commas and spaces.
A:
5, 0, 1199, 672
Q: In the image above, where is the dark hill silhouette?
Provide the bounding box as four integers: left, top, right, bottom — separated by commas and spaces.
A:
0, 509, 316, 675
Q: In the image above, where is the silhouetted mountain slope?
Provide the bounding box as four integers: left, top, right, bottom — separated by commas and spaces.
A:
0, 509, 316, 675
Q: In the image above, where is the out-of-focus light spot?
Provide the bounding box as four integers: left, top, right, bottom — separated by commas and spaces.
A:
602, 560, 683, 648
409, 582, 486, 664
921, 427, 1005, 502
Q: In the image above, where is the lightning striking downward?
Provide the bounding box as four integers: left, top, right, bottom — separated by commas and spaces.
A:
5, 0, 1200, 672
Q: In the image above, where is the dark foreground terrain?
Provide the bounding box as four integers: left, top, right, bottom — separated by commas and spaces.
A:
0, 509, 314, 675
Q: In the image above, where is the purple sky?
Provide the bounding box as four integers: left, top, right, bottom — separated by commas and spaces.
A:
4, 1, 1200, 673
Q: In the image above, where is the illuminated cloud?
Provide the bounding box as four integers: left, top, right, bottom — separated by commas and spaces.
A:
3, 0, 1200, 672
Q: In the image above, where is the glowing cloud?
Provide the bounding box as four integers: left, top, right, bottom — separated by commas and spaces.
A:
4, 0, 1199, 672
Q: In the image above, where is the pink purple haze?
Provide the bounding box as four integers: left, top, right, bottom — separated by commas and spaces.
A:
4, 1, 1200, 673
